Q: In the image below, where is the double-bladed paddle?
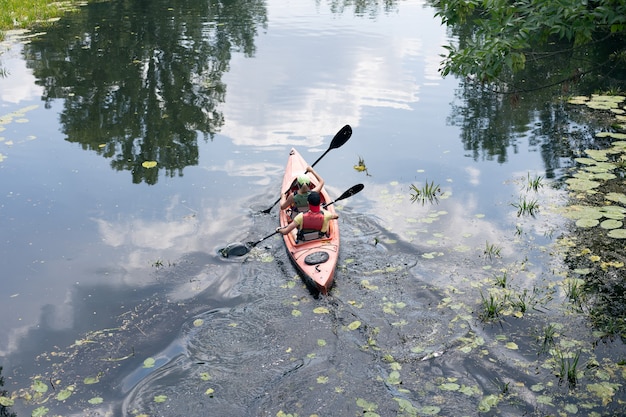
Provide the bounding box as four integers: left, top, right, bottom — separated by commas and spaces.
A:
261, 124, 352, 214
220, 183, 364, 257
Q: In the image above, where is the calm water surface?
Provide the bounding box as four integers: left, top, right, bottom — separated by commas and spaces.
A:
1, 0, 624, 416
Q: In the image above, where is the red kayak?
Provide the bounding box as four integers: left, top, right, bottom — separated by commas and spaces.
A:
278, 148, 339, 295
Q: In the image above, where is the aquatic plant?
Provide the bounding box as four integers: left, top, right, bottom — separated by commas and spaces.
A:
539, 324, 557, 354
555, 349, 581, 389
409, 180, 441, 205
526, 172, 544, 192
483, 241, 502, 261
479, 291, 502, 322
512, 197, 539, 217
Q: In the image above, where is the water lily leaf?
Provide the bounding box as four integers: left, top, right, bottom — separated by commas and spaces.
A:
142, 161, 157, 168
317, 339, 327, 346
317, 376, 329, 384
347, 320, 361, 330
440, 382, 460, 391
291, 309, 301, 317
537, 395, 553, 405
576, 218, 599, 228
600, 219, 622, 229
565, 177, 600, 191
419, 406, 441, 415
200, 372, 211, 381
607, 229, 626, 239
584, 149, 609, 161
205, 388, 215, 396
32, 406, 49, 417
478, 394, 499, 412
587, 382, 620, 405
154, 395, 168, 403
32, 379, 48, 393
313, 307, 329, 314
56, 388, 73, 401
0, 396, 14, 407
83, 375, 100, 384
193, 319, 204, 327
356, 398, 378, 411
88, 397, 103, 404
143, 357, 156, 368
386, 370, 401, 385
505, 342, 519, 350
606, 192, 626, 205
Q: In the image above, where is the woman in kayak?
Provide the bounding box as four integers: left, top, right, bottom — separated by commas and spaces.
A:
279, 166, 325, 213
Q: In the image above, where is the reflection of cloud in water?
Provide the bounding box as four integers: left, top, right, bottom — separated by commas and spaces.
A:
465, 165, 481, 186
0, 31, 44, 104
219, 2, 444, 147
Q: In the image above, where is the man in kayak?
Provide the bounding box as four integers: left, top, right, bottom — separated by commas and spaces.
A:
279, 166, 325, 213
276, 191, 338, 241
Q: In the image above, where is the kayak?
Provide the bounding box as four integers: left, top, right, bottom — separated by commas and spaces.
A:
278, 148, 339, 295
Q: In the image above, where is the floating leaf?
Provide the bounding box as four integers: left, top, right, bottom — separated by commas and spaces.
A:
154, 395, 168, 403
347, 320, 361, 330
83, 375, 100, 385
356, 398, 378, 412
143, 357, 156, 368
317, 339, 327, 347
600, 219, 622, 229
419, 405, 442, 415
440, 382, 460, 391
291, 309, 301, 317
608, 229, 626, 239
193, 319, 204, 327
505, 342, 519, 350
0, 397, 14, 407
576, 218, 599, 228
200, 372, 211, 381
313, 307, 329, 314
32, 406, 49, 417
317, 376, 329, 384
56, 388, 73, 401
142, 161, 157, 168
32, 379, 48, 393
478, 394, 499, 412
205, 388, 215, 396
88, 397, 103, 404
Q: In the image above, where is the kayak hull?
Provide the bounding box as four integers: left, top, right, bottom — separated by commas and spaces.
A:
278, 148, 339, 295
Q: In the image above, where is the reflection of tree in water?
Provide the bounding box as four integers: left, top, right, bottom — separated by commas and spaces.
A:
22, 0, 267, 184
0, 366, 16, 417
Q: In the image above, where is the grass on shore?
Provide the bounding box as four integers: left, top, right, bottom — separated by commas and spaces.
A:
0, 0, 84, 38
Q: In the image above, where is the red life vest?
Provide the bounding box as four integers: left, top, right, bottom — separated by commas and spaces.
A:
301, 210, 325, 231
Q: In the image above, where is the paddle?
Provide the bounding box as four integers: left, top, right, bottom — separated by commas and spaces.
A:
260, 124, 352, 214
322, 183, 364, 208
221, 183, 364, 257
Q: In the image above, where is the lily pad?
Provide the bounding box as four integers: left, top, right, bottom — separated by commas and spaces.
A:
600, 219, 622, 229
607, 229, 626, 239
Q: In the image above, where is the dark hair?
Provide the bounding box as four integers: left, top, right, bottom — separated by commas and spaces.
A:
307, 191, 321, 206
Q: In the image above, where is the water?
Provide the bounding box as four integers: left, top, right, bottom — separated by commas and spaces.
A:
1, 0, 625, 416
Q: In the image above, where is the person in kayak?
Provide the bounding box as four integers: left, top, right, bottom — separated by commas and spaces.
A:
279, 166, 325, 213
276, 191, 338, 241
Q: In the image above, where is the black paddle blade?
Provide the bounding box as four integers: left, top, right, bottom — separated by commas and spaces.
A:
219, 242, 250, 258
329, 124, 352, 150
323, 183, 364, 208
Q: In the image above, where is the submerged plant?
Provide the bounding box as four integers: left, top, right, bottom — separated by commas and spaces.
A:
555, 349, 581, 388
512, 197, 539, 217
479, 291, 502, 322
526, 172, 544, 192
409, 180, 441, 205
539, 324, 557, 354
484, 241, 502, 261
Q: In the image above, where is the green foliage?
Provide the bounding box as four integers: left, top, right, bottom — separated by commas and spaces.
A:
430, 0, 626, 89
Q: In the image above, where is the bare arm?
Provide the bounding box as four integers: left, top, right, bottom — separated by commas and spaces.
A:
276, 219, 299, 235
280, 191, 294, 210
306, 166, 325, 193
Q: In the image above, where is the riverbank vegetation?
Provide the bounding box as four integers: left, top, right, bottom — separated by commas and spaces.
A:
0, 0, 85, 39
430, 0, 626, 93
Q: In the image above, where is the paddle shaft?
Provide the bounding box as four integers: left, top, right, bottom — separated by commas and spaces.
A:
323, 183, 364, 208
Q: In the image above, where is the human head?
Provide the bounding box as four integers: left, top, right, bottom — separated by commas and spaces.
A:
297, 175, 310, 189
307, 191, 321, 212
